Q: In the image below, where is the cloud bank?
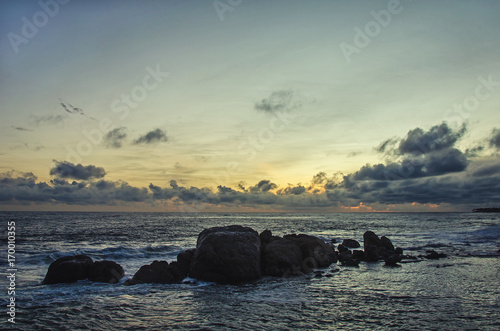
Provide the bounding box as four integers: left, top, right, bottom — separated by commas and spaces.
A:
1, 123, 500, 211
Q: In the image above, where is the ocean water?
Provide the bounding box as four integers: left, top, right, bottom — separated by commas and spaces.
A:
1, 212, 499, 330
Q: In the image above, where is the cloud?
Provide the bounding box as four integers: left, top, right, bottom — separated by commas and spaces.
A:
1, 123, 499, 211
103, 127, 127, 148
396, 123, 466, 156
49, 161, 106, 180
134, 128, 168, 145
489, 128, 500, 150
254, 89, 295, 113
11, 126, 33, 132
59, 100, 97, 121
31, 114, 67, 126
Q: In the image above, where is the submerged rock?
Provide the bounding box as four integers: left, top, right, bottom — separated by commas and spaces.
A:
424, 250, 447, 260
42, 255, 94, 285
189, 225, 262, 284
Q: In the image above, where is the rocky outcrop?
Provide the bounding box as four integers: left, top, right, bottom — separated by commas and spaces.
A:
88, 260, 124, 284
261, 238, 303, 277
283, 234, 337, 269
43, 255, 124, 285
43, 255, 94, 285
189, 225, 262, 284
363, 231, 402, 265
124, 260, 185, 285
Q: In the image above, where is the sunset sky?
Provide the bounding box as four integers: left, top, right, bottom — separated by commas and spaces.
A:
1, 0, 500, 212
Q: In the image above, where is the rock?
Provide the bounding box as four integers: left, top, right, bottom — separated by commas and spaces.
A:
177, 249, 196, 276
337, 244, 349, 253
190, 225, 261, 284
364, 244, 380, 262
395, 247, 403, 255
125, 260, 184, 285
42, 255, 94, 285
260, 230, 273, 245
380, 236, 395, 252
261, 238, 303, 277
363, 231, 382, 249
284, 234, 337, 270
342, 239, 360, 249
352, 250, 365, 261
88, 260, 124, 284
342, 258, 360, 267
424, 250, 447, 260
384, 254, 402, 266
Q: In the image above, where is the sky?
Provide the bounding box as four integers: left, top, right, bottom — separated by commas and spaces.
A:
1, 0, 500, 212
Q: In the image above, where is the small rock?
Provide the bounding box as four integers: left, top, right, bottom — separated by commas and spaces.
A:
342, 239, 360, 249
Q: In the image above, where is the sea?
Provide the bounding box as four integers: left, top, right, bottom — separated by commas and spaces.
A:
0, 212, 499, 330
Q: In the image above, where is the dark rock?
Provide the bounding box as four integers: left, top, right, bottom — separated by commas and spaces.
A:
88, 260, 124, 284
190, 225, 261, 284
177, 249, 196, 276
352, 250, 365, 260
380, 236, 395, 252
337, 244, 349, 253
43, 255, 94, 285
338, 250, 352, 262
363, 231, 382, 249
424, 250, 447, 260
125, 260, 184, 285
262, 238, 303, 277
342, 258, 360, 267
395, 247, 403, 255
260, 230, 273, 245
284, 234, 337, 269
364, 244, 380, 262
342, 239, 360, 249
384, 254, 402, 266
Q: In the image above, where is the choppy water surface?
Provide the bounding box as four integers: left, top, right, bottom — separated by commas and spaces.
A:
1, 212, 499, 330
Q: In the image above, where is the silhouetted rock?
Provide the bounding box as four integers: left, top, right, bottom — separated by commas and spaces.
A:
380, 236, 395, 252
364, 244, 380, 262
177, 249, 196, 275
260, 230, 273, 244
190, 225, 261, 284
124, 260, 184, 285
337, 244, 349, 253
395, 247, 403, 255
42, 255, 94, 285
88, 260, 124, 284
384, 254, 402, 266
262, 238, 303, 277
284, 234, 337, 269
352, 250, 365, 261
342, 239, 360, 248
363, 231, 382, 248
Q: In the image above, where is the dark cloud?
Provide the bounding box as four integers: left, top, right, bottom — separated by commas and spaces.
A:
49, 161, 106, 180
375, 137, 398, 153
255, 89, 295, 113
11, 126, 33, 132
249, 180, 277, 193
277, 185, 306, 195
59, 100, 97, 121
397, 123, 466, 156
134, 128, 168, 145
489, 128, 500, 149
103, 127, 127, 148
